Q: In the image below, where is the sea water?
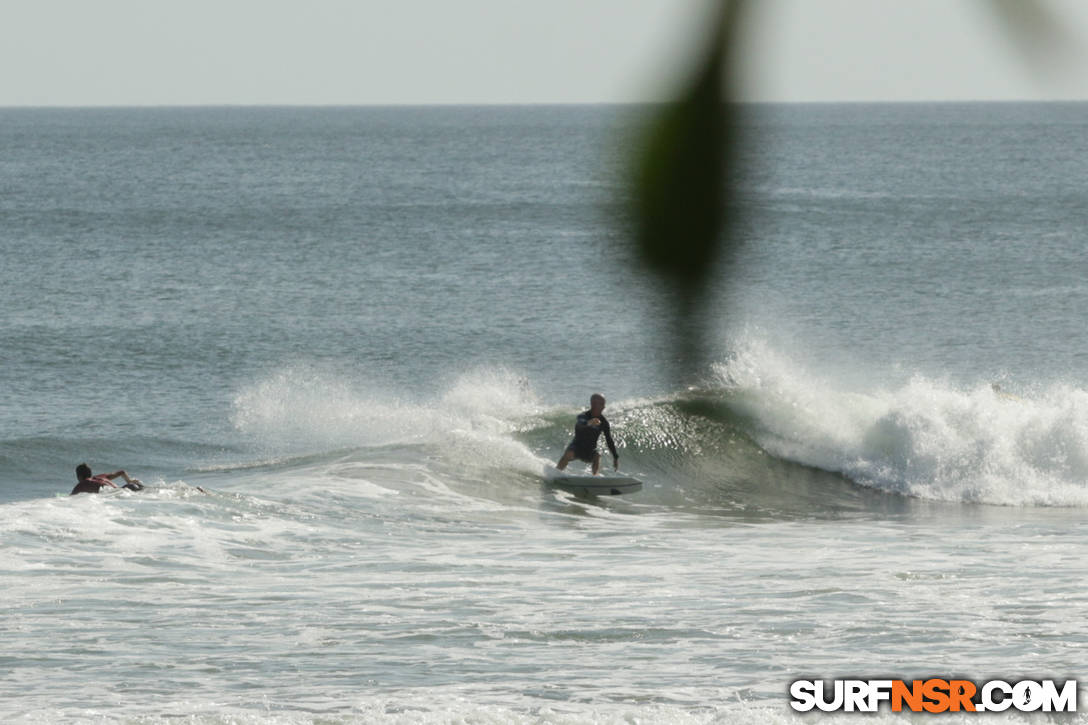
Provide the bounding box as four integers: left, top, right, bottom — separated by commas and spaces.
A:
2, 104, 1087, 723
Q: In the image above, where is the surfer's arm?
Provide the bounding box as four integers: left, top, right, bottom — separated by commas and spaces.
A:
104, 470, 140, 485
602, 424, 618, 463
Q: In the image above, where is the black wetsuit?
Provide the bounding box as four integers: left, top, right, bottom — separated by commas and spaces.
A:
566, 410, 618, 463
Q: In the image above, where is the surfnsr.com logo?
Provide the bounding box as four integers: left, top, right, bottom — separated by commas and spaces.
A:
789, 679, 1077, 713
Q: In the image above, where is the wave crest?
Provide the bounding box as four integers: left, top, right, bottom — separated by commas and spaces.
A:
714, 338, 1088, 507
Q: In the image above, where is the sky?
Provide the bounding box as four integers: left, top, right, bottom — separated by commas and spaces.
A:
2, 0, 1088, 106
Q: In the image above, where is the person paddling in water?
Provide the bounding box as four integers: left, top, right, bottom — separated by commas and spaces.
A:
556, 393, 619, 476
70, 463, 144, 495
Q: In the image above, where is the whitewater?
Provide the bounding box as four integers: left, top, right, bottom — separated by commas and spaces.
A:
2, 104, 1088, 722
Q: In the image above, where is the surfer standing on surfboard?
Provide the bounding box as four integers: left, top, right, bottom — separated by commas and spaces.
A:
70, 463, 144, 495
556, 393, 619, 476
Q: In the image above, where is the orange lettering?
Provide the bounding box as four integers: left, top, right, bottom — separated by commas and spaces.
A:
892, 680, 923, 712
948, 680, 977, 712
922, 679, 951, 713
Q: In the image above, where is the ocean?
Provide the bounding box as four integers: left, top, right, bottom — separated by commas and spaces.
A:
2, 103, 1087, 723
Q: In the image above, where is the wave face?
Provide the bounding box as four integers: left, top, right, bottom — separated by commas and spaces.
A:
220, 363, 891, 521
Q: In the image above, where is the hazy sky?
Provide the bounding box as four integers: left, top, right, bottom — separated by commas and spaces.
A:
3, 0, 1088, 106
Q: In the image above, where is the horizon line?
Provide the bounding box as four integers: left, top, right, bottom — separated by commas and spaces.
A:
2, 97, 1088, 111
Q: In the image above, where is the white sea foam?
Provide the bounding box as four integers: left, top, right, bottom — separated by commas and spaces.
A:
230, 365, 548, 476
715, 336, 1088, 506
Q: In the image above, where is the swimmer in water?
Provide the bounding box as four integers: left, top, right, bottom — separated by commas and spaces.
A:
70, 463, 144, 495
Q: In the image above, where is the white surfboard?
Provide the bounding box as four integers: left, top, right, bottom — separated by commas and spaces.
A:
543, 467, 643, 496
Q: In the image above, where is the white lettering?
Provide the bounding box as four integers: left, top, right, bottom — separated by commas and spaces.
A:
789, 680, 816, 712
816, 680, 844, 712
1041, 680, 1077, 712
867, 680, 893, 711
844, 680, 868, 712
1013, 680, 1043, 712
982, 680, 1012, 712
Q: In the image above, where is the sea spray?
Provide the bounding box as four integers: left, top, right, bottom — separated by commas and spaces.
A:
231, 365, 549, 476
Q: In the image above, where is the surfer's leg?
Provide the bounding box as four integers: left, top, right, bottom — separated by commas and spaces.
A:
591, 453, 601, 476
557, 448, 575, 470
